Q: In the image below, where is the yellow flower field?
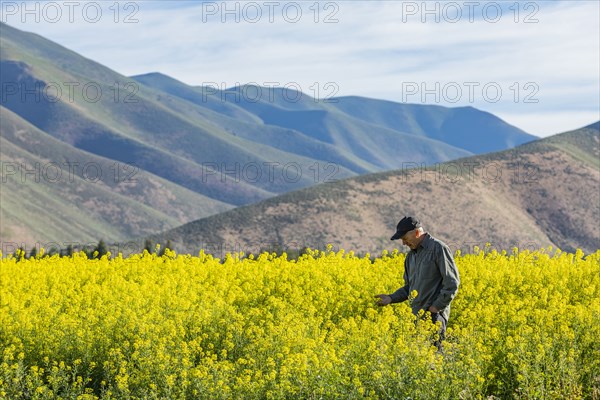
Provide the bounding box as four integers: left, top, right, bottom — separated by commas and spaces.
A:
1, 247, 599, 399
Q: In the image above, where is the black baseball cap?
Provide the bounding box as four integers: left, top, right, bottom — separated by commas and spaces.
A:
390, 216, 421, 240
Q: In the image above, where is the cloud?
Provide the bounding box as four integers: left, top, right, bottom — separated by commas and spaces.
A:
1, 0, 598, 137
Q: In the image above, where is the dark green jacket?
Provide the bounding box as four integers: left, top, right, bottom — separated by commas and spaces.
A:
389, 233, 460, 322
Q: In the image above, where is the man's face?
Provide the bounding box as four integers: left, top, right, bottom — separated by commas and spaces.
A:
400, 229, 419, 249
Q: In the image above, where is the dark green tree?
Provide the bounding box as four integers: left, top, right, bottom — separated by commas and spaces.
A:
144, 239, 154, 254
94, 240, 108, 259
28, 246, 38, 259
159, 240, 173, 257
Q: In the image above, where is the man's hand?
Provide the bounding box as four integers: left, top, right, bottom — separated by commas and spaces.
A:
428, 305, 439, 313
374, 294, 392, 306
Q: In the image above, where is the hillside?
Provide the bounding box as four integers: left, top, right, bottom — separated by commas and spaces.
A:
0, 107, 231, 244
135, 73, 537, 166
0, 25, 326, 205
0, 22, 538, 245
140, 124, 600, 255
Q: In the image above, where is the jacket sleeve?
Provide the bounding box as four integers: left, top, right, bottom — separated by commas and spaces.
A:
431, 243, 460, 310
389, 257, 410, 303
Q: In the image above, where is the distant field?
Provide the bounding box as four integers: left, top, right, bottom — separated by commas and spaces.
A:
1, 248, 599, 399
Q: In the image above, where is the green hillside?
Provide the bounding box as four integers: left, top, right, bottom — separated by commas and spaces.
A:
0, 23, 354, 204
0, 107, 232, 244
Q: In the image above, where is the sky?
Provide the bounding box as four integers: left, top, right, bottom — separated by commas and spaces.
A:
1, 0, 599, 137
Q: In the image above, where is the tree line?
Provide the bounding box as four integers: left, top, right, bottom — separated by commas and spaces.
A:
11, 239, 174, 260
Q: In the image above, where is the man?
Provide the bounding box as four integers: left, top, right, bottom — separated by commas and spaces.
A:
375, 216, 460, 348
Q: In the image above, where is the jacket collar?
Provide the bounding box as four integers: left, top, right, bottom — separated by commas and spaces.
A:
412, 232, 432, 252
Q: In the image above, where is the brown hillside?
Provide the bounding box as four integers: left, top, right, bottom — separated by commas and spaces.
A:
140, 125, 600, 256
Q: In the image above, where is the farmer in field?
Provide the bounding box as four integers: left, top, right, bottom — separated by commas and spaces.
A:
375, 216, 460, 349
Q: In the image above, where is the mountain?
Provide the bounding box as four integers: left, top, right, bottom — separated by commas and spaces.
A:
0, 106, 231, 244
0, 25, 328, 205
138, 124, 600, 255
0, 22, 538, 246
134, 74, 538, 166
